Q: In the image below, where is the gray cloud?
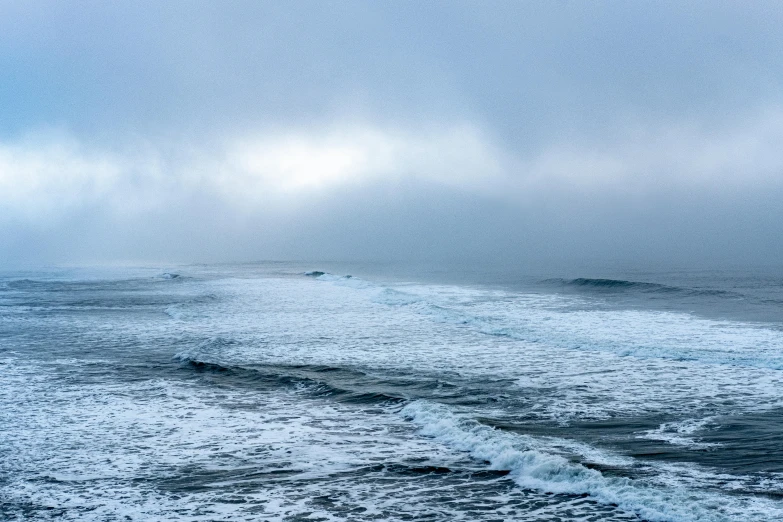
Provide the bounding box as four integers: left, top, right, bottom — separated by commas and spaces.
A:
1, 1, 782, 269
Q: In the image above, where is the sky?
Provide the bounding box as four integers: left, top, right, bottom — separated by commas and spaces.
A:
1, 0, 782, 269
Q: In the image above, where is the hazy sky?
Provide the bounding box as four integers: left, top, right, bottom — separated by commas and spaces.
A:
2, 1, 782, 269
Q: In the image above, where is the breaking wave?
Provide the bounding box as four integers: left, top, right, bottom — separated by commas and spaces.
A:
402, 401, 783, 522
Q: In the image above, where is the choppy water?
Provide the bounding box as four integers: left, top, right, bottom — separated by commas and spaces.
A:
2, 263, 782, 521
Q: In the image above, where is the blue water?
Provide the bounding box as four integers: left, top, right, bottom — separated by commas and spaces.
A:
1, 263, 782, 521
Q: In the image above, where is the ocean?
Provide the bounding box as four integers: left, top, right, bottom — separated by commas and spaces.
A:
2, 262, 782, 521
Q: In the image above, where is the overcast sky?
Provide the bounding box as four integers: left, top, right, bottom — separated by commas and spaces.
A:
1, 1, 782, 269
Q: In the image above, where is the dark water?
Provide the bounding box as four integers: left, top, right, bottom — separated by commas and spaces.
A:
1, 263, 782, 521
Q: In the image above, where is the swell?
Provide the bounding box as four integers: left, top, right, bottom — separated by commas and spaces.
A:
173, 354, 407, 406
2, 292, 218, 314
172, 348, 513, 407
543, 277, 746, 300
5, 274, 190, 292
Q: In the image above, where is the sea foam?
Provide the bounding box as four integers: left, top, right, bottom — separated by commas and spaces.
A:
402, 400, 783, 522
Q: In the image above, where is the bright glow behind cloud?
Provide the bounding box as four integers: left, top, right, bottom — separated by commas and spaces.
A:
224, 124, 507, 199
0, 136, 121, 219
2, 110, 783, 226
0, 123, 509, 223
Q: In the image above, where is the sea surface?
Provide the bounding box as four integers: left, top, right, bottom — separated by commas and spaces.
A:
2, 262, 783, 521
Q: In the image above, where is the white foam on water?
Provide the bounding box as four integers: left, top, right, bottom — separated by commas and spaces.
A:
176, 274, 783, 430
639, 417, 720, 449
401, 400, 783, 522
370, 281, 783, 369
1, 356, 642, 521
293, 276, 783, 421
163, 304, 186, 320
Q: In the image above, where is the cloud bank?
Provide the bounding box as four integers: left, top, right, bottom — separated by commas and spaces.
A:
3, 107, 782, 218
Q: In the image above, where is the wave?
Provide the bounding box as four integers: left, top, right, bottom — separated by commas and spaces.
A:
164, 305, 186, 320
543, 277, 745, 300
5, 274, 189, 292
172, 353, 406, 406
552, 277, 672, 290
6, 279, 70, 291
163, 293, 219, 320
402, 401, 783, 522
305, 270, 355, 282
171, 341, 507, 407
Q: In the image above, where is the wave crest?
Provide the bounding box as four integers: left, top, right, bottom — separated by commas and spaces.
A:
544, 277, 745, 300
402, 400, 781, 522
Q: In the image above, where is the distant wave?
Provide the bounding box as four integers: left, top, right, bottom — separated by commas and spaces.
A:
553, 277, 669, 290
163, 293, 219, 320
543, 277, 744, 299
304, 271, 353, 280
5, 274, 189, 292
5, 279, 55, 290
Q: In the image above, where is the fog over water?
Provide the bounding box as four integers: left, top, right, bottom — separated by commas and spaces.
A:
1, 1, 782, 268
